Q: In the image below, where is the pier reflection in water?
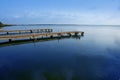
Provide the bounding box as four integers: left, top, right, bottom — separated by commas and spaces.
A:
0, 35, 84, 80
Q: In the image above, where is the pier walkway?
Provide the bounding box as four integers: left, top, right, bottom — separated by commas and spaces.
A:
0, 28, 84, 42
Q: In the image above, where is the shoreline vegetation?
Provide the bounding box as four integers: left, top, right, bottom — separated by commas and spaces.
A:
0, 22, 13, 27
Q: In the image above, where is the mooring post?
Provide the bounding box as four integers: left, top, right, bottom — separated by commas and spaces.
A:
7, 32, 9, 35
81, 32, 84, 36
30, 30, 33, 33
9, 39, 12, 42
50, 35, 53, 38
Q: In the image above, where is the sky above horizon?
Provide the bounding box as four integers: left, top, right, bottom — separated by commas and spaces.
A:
0, 0, 120, 24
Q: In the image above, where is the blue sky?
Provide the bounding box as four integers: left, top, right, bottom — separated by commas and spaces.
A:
0, 0, 120, 24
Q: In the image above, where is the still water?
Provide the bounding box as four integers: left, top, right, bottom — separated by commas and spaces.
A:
0, 25, 120, 80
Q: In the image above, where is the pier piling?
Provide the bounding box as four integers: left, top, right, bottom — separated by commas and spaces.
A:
81, 32, 84, 36
9, 39, 12, 42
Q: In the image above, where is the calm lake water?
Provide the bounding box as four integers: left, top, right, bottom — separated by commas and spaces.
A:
0, 25, 120, 80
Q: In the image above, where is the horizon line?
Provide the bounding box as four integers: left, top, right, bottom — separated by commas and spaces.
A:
1, 22, 120, 27
7, 23, 120, 26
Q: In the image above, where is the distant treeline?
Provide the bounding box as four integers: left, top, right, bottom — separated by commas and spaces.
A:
0, 22, 13, 27
0, 22, 4, 27
1, 22, 120, 27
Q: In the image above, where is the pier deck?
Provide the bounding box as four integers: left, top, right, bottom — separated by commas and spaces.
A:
0, 31, 84, 41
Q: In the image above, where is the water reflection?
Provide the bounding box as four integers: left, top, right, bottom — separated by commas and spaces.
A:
1, 52, 120, 80
0, 26, 120, 80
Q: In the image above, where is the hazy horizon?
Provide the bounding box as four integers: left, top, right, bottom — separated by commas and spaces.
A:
2, 22, 120, 26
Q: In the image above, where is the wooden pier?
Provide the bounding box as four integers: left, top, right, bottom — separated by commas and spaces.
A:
0, 29, 53, 34
0, 31, 84, 42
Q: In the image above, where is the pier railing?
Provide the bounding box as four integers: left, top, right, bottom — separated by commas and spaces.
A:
0, 29, 53, 35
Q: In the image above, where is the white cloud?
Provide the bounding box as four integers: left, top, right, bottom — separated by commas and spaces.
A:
13, 15, 21, 18
11, 10, 120, 24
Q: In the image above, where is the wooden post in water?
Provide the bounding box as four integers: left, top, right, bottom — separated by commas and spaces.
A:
81, 32, 84, 36
7, 32, 9, 35
30, 30, 33, 33
9, 39, 12, 42
50, 35, 53, 38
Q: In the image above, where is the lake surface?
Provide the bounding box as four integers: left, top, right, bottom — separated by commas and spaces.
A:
0, 25, 120, 80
